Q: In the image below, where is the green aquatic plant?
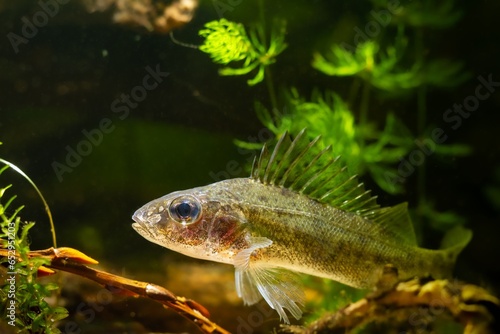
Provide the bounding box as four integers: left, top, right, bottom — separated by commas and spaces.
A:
0, 158, 57, 248
199, 18, 287, 86
0, 166, 68, 333
313, 29, 466, 95
243, 89, 414, 194
312, 39, 421, 93
370, 0, 463, 29
309, 0, 469, 232
301, 276, 367, 324
419, 200, 467, 232
199, 19, 252, 65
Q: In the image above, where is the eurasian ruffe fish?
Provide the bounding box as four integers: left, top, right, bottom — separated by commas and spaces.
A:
132, 129, 472, 323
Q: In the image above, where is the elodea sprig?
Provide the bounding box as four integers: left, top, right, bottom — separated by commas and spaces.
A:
0, 168, 68, 333
199, 18, 287, 86
238, 90, 415, 194
312, 28, 466, 96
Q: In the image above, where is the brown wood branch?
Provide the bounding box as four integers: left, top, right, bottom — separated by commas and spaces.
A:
0, 247, 231, 334
283, 278, 499, 334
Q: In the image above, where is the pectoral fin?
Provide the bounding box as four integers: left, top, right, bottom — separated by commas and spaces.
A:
234, 236, 305, 324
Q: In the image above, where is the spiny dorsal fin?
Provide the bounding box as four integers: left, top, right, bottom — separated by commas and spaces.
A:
251, 129, 380, 215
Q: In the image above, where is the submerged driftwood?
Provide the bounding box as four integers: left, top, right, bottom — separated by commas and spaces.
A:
0, 247, 230, 334
283, 276, 499, 334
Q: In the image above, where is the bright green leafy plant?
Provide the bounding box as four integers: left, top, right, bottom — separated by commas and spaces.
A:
313, 39, 423, 94
199, 18, 287, 86
313, 28, 466, 96
246, 89, 415, 194
0, 166, 68, 333
303, 1, 470, 230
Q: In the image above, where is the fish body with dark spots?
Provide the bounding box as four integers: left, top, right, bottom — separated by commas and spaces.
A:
132, 129, 472, 324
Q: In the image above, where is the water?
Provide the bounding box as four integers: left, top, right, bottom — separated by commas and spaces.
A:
0, 1, 499, 333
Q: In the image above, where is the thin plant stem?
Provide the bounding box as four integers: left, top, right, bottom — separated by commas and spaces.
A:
258, 0, 267, 46
258, 0, 279, 112
0, 159, 57, 248
265, 67, 279, 112
348, 77, 362, 109
415, 27, 426, 225
358, 80, 371, 149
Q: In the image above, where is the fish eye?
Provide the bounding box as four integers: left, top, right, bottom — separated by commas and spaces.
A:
168, 195, 202, 225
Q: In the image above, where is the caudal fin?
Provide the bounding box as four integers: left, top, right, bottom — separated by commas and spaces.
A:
441, 226, 473, 258
436, 226, 473, 277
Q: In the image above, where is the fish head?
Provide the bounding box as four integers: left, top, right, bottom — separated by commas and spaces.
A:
132, 184, 247, 263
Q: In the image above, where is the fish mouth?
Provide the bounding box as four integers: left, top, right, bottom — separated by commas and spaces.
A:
132, 208, 147, 224
131, 208, 149, 235
131, 216, 156, 242
131, 208, 167, 246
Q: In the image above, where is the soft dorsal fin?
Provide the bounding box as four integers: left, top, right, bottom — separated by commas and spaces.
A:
251, 129, 380, 215
362, 202, 417, 246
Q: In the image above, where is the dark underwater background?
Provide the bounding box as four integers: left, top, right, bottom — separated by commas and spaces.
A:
0, 0, 499, 332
